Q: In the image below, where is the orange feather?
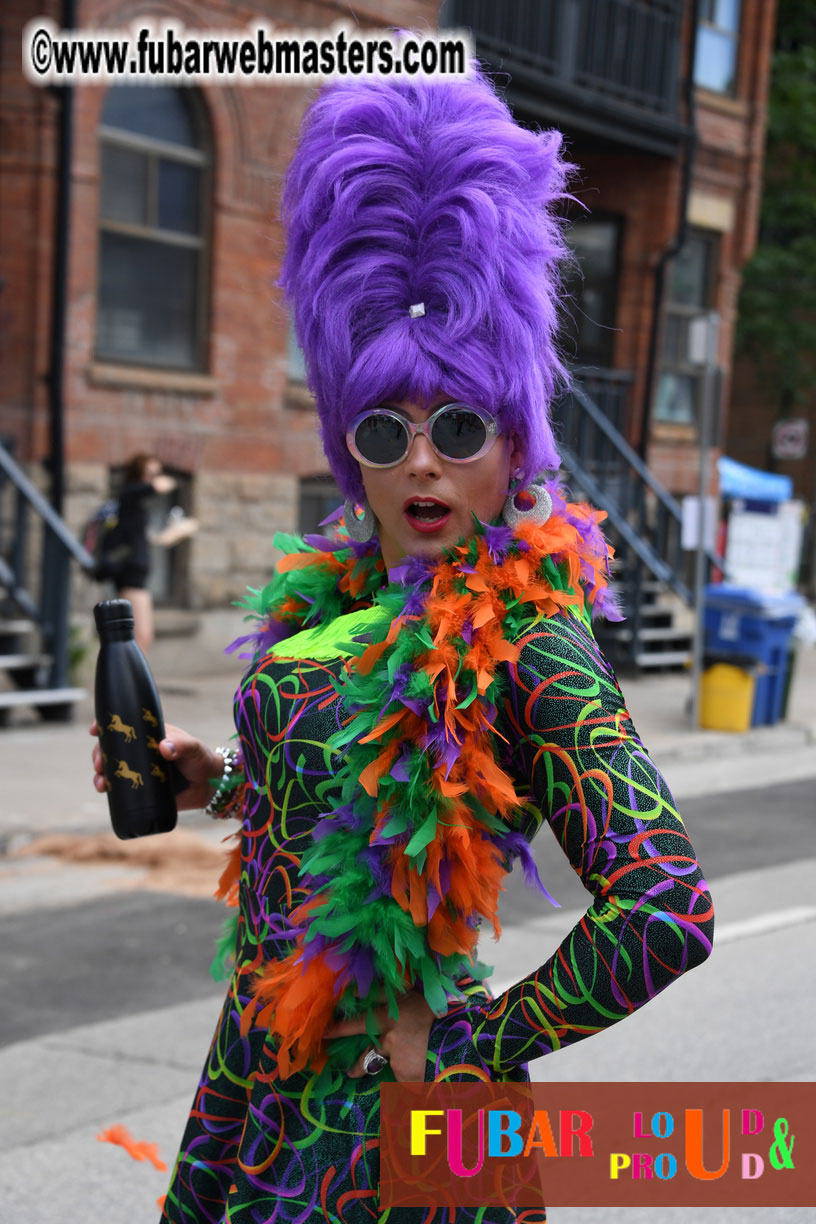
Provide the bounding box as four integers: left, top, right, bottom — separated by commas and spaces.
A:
359, 740, 400, 795
214, 836, 242, 906
356, 638, 390, 675
277, 551, 338, 575
97, 1125, 167, 1172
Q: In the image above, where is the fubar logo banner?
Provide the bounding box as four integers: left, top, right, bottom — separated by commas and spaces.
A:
379, 1082, 814, 1209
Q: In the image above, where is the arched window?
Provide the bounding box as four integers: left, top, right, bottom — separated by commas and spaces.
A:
96, 86, 210, 370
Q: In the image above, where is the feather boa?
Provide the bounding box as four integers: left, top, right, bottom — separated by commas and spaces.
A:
228, 493, 617, 1081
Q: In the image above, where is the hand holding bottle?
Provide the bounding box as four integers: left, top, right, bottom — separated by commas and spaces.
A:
90, 720, 224, 812
94, 598, 192, 838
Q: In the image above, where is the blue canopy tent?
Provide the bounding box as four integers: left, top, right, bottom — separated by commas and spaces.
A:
717, 456, 793, 503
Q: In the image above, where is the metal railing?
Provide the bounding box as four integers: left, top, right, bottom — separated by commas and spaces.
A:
442, 0, 686, 154
553, 375, 724, 661
0, 440, 94, 691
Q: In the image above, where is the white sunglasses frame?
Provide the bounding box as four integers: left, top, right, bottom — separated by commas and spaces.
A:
345, 402, 501, 469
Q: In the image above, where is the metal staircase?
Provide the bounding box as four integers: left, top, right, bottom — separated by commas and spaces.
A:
552, 375, 722, 671
0, 440, 94, 723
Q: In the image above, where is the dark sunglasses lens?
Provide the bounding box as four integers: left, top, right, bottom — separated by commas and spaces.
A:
431, 408, 488, 459
354, 414, 409, 465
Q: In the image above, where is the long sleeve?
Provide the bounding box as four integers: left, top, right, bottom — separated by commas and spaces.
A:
426, 607, 714, 1079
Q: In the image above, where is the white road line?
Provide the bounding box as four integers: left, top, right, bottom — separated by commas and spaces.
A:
713, 906, 816, 945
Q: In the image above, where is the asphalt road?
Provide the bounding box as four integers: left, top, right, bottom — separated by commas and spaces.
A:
1, 775, 813, 1052
496, 771, 816, 925
0, 891, 225, 1049
1, 773, 813, 1224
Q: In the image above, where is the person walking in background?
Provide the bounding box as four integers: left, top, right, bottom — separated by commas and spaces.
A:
113, 454, 177, 653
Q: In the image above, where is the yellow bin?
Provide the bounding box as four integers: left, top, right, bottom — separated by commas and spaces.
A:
699, 662, 755, 732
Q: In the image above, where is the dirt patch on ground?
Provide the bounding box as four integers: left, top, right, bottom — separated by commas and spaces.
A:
14, 828, 236, 899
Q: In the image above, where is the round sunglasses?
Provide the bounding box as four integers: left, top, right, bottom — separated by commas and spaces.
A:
346, 402, 500, 469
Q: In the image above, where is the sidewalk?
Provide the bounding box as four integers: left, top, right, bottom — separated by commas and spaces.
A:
4, 641, 816, 843
3, 643, 816, 919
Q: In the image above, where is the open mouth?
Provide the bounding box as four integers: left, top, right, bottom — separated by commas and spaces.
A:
403, 499, 452, 532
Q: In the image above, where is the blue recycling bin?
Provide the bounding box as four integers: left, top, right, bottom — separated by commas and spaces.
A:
703, 586, 803, 726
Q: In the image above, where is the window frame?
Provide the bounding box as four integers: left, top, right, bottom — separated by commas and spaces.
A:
287, 317, 308, 385
694, 0, 742, 98
562, 211, 624, 371
95, 94, 212, 373
298, 475, 342, 537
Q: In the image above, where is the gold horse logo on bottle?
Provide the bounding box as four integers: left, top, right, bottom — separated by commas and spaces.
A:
108, 713, 136, 742
114, 760, 144, 789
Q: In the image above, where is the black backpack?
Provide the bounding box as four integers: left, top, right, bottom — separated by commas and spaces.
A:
81, 498, 131, 581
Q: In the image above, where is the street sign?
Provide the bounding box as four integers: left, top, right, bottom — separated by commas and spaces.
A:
688, 311, 719, 366
681, 495, 718, 551
771, 418, 809, 461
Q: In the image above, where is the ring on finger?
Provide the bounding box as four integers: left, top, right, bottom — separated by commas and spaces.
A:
362, 1048, 389, 1076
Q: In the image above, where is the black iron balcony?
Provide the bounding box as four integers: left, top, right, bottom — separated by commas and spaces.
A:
441, 0, 690, 157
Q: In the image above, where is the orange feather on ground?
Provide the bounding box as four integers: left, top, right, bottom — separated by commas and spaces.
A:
97, 1124, 167, 1171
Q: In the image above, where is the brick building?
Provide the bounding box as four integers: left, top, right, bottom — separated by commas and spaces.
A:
1, 0, 778, 670
443, 0, 776, 495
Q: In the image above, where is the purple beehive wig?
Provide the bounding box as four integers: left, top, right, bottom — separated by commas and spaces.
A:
279, 66, 575, 501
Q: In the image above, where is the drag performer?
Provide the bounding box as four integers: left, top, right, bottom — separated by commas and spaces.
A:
93, 67, 714, 1223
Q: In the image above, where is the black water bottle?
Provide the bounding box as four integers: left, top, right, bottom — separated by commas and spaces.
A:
94, 598, 181, 839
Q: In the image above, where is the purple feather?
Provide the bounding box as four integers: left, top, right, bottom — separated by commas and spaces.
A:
302, 533, 345, 552
402, 591, 429, 617
350, 946, 375, 998
390, 554, 436, 590
482, 520, 515, 563
358, 845, 393, 896
319, 505, 344, 527
500, 831, 560, 908
225, 616, 296, 661
422, 719, 462, 776
390, 753, 411, 783
301, 933, 327, 966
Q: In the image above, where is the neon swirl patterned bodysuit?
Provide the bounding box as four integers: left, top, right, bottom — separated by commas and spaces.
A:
162, 556, 713, 1224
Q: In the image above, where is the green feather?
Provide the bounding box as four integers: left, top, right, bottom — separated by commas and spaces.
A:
404, 812, 438, 859
209, 911, 238, 982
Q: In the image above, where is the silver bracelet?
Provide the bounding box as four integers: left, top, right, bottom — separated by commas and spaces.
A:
205, 746, 241, 818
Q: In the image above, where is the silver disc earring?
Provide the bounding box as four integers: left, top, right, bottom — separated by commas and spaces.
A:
502, 482, 553, 529
343, 497, 376, 543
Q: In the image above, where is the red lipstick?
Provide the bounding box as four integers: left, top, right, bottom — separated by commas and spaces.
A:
402, 496, 452, 535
